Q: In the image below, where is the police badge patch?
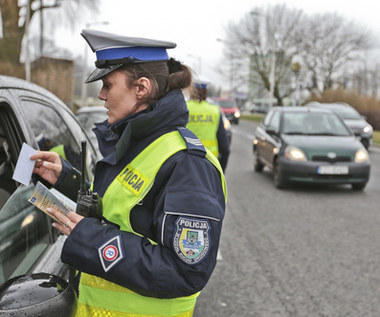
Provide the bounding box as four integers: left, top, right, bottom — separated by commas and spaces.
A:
173, 217, 210, 264
98, 236, 124, 272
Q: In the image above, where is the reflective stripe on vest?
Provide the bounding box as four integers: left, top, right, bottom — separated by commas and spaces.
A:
186, 100, 220, 157
50, 144, 66, 160
76, 130, 226, 317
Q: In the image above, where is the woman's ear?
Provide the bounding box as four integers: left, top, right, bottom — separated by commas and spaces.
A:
135, 77, 151, 99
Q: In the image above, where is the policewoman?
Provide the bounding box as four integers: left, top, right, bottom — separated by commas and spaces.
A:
186, 79, 230, 171
31, 29, 226, 317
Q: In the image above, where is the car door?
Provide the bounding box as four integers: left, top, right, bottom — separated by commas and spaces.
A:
0, 100, 63, 285
255, 110, 273, 161
0, 85, 97, 286
261, 110, 281, 168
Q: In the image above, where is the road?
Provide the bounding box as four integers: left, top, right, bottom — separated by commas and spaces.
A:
194, 119, 380, 317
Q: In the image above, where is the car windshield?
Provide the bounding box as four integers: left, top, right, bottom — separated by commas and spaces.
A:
217, 100, 237, 108
282, 112, 351, 136
329, 107, 362, 120
77, 111, 107, 131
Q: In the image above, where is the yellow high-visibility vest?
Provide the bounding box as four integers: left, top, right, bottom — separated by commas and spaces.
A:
186, 100, 220, 157
75, 130, 226, 316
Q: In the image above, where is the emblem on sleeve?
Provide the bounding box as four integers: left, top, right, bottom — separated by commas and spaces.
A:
173, 217, 210, 264
98, 236, 124, 272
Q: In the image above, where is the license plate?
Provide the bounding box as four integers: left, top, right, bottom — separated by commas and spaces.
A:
317, 165, 349, 175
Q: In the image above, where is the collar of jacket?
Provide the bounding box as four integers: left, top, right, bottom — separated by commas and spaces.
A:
94, 89, 189, 164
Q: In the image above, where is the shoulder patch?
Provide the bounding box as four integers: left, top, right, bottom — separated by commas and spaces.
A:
177, 127, 206, 154
98, 236, 124, 272
173, 217, 210, 265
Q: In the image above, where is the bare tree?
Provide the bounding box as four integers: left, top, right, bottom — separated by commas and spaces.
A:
0, 0, 99, 64
223, 4, 305, 106
221, 4, 376, 105
299, 13, 374, 96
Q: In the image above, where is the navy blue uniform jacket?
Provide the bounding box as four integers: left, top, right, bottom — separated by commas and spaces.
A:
55, 90, 226, 299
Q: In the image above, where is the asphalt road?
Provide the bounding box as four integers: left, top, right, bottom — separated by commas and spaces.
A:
194, 119, 380, 317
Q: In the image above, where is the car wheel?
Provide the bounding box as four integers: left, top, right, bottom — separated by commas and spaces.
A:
254, 154, 264, 172
273, 159, 285, 189
351, 182, 366, 191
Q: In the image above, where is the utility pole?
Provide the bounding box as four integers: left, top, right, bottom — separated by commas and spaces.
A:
25, 0, 31, 81
268, 51, 276, 110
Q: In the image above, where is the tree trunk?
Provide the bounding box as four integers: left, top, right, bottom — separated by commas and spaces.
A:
0, 0, 25, 64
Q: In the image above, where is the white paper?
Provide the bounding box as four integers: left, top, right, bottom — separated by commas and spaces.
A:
12, 142, 37, 186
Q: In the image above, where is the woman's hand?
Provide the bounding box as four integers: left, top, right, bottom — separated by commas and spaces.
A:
30, 151, 62, 185
47, 208, 84, 236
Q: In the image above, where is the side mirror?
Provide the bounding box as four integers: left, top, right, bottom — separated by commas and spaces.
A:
0, 273, 76, 316
266, 128, 278, 135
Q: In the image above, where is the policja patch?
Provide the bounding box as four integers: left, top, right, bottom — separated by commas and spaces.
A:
98, 236, 124, 272
173, 217, 210, 264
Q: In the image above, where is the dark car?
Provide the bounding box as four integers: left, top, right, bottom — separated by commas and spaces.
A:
213, 97, 240, 124
0, 75, 98, 286
253, 107, 370, 190
76, 106, 108, 156
306, 102, 373, 149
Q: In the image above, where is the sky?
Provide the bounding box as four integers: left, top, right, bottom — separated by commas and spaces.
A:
52, 0, 380, 90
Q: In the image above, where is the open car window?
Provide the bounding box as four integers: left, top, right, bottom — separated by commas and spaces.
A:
0, 185, 50, 285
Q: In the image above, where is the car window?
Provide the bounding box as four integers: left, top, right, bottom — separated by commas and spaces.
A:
282, 112, 351, 135
0, 185, 50, 285
76, 110, 107, 156
268, 111, 280, 132
263, 110, 274, 126
332, 107, 361, 120
20, 98, 97, 179
21, 98, 82, 170
0, 107, 52, 285
77, 111, 107, 132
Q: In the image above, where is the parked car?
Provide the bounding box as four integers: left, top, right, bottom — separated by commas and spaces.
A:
0, 75, 98, 288
213, 97, 240, 124
76, 106, 107, 156
306, 102, 373, 149
253, 106, 370, 190
250, 105, 269, 114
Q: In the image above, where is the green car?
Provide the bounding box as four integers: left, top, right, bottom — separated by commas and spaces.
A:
253, 107, 370, 190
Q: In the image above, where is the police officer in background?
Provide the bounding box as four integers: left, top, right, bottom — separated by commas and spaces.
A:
186, 79, 230, 172
30, 29, 226, 317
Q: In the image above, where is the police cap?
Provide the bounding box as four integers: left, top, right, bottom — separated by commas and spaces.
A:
193, 77, 210, 89
81, 29, 177, 83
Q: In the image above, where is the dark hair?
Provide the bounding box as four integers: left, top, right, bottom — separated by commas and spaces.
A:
120, 58, 192, 106
190, 86, 207, 102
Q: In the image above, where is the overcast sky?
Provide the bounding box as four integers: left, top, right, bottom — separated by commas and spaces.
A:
53, 0, 380, 90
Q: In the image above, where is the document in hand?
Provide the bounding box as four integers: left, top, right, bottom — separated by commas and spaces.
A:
29, 181, 77, 225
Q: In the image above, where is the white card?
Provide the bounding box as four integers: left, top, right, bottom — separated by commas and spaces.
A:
12, 142, 37, 186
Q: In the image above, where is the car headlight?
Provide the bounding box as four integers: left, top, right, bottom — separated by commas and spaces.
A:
224, 119, 231, 130
234, 111, 240, 118
363, 125, 373, 133
284, 146, 307, 161
355, 148, 369, 163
